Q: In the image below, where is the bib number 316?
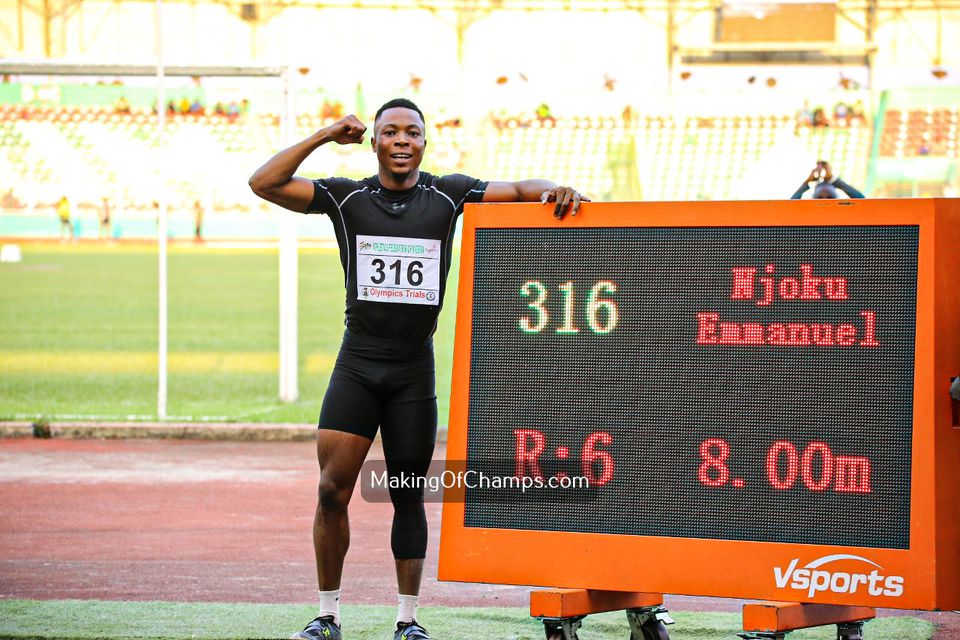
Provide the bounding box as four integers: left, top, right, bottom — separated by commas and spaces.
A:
356, 235, 441, 306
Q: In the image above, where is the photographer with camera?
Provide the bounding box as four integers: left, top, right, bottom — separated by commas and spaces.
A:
791, 160, 865, 199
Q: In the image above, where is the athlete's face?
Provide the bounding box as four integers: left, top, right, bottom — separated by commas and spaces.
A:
372, 107, 427, 177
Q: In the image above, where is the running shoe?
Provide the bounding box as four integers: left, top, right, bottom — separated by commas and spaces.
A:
291, 615, 342, 640
394, 619, 431, 640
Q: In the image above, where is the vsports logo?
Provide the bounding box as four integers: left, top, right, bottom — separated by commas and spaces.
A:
774, 554, 904, 598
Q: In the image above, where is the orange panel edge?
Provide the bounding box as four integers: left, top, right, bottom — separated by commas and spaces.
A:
529, 589, 664, 618
934, 199, 960, 607
741, 602, 876, 632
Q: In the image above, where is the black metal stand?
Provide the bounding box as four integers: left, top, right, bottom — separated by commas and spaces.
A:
538, 605, 674, 640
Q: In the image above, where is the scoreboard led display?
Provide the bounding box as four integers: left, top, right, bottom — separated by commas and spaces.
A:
439, 199, 960, 610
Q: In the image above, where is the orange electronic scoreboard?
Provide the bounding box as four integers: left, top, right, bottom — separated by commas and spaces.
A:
438, 198, 960, 610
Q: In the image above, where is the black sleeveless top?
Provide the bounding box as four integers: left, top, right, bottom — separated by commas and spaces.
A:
308, 171, 488, 342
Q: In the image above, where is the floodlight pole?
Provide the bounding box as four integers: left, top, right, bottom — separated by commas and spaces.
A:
156, 0, 168, 420
278, 66, 299, 403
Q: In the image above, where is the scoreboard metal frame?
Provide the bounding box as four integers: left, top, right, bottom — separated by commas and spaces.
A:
438, 198, 960, 610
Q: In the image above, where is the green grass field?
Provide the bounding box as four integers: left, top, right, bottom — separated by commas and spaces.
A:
0, 243, 460, 423
0, 600, 935, 640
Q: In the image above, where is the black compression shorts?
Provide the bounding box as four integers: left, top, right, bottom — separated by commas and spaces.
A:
318, 330, 437, 442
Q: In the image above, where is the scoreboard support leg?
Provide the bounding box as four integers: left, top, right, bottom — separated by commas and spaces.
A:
530, 589, 672, 640
538, 615, 584, 640
738, 601, 875, 640
626, 607, 674, 640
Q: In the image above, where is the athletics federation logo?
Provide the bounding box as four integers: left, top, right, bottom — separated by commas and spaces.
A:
774, 554, 904, 598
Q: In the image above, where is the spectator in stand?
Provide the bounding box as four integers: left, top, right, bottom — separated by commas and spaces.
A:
791, 161, 864, 199
1, 188, 19, 209
57, 196, 72, 242
114, 96, 131, 115
850, 100, 867, 124
795, 100, 813, 130
321, 99, 336, 121
535, 102, 555, 126
322, 99, 344, 121
812, 108, 830, 128
189, 98, 204, 115
179, 97, 191, 114
833, 102, 850, 125
166, 100, 177, 116
435, 114, 461, 130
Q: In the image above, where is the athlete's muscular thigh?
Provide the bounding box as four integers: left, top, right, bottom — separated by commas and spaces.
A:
379, 362, 438, 479
317, 358, 381, 440
316, 429, 373, 511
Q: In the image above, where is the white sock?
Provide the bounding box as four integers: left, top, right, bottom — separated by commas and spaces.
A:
319, 589, 341, 626
396, 593, 419, 626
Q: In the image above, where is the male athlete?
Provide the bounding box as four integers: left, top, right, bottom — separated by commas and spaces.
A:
248, 98, 588, 640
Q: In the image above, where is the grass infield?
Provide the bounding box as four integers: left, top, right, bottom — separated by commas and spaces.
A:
0, 600, 936, 640
0, 243, 459, 423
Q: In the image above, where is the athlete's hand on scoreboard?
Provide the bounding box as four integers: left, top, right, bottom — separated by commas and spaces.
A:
541, 186, 590, 219
324, 115, 367, 145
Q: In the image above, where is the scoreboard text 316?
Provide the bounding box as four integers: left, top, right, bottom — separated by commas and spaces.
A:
438, 198, 960, 610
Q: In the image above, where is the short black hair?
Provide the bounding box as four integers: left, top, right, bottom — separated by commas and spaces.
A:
374, 98, 425, 127
813, 182, 838, 199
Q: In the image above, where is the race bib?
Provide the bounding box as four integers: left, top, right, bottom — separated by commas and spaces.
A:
356, 235, 441, 306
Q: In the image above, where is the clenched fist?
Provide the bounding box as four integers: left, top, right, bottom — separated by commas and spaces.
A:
323, 115, 367, 145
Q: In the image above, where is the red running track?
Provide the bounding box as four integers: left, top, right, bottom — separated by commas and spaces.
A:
0, 438, 528, 607
0, 438, 956, 637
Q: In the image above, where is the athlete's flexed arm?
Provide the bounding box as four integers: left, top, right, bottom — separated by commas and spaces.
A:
248, 115, 366, 212
482, 180, 590, 219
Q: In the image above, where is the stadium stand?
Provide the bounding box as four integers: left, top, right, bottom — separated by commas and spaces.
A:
881, 107, 959, 158
477, 117, 623, 201
871, 88, 960, 198
1, 83, 957, 238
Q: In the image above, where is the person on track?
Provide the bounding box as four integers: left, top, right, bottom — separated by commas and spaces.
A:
248, 97, 588, 640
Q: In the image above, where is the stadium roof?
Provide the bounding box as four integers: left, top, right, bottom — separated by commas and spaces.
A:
0, 61, 284, 77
